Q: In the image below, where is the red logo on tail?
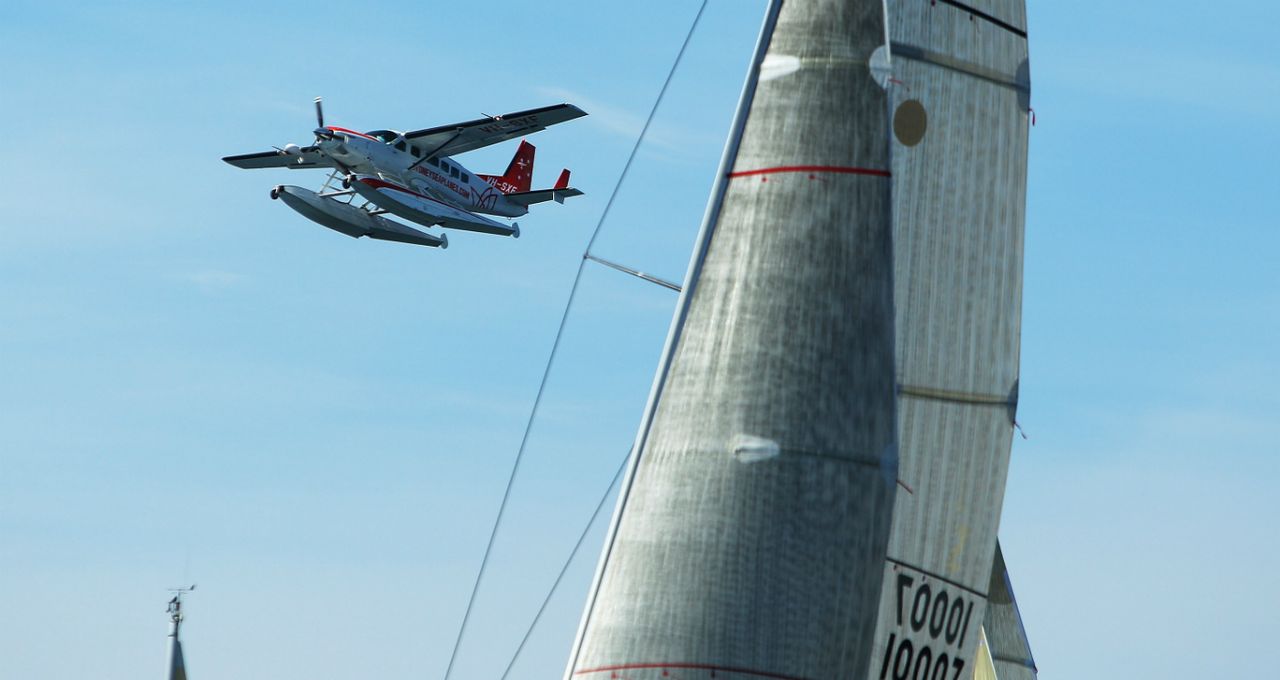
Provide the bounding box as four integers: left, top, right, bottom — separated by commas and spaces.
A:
491, 140, 535, 194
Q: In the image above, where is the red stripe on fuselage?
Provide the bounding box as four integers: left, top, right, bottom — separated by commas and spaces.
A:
358, 178, 457, 209
327, 126, 377, 141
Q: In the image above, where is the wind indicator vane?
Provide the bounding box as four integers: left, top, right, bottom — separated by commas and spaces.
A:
166, 585, 195, 680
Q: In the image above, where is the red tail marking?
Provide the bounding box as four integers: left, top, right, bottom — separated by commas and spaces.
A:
489, 139, 535, 195
554, 169, 571, 190
478, 141, 536, 194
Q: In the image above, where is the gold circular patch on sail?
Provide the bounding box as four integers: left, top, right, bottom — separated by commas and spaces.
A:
893, 99, 927, 147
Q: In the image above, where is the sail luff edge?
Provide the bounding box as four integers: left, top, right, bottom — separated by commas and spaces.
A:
558, 3, 787, 678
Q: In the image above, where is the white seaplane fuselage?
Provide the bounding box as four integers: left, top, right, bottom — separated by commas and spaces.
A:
315, 126, 526, 218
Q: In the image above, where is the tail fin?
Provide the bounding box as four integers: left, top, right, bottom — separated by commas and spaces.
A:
554, 169, 571, 190
479, 140, 535, 194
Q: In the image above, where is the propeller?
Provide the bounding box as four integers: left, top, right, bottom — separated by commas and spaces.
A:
308, 96, 352, 174
313, 96, 332, 140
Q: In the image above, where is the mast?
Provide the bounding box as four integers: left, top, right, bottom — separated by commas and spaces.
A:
866, 1, 1032, 678
564, 1, 901, 678
166, 586, 194, 680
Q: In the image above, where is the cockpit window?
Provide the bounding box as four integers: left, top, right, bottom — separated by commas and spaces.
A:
370, 130, 399, 144
410, 145, 422, 157
394, 140, 407, 152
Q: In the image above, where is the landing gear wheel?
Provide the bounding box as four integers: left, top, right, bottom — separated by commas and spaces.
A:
269, 186, 281, 200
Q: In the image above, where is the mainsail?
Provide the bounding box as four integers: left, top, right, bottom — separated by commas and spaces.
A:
866, 0, 1031, 677
563, 1, 902, 678
560, 0, 1032, 678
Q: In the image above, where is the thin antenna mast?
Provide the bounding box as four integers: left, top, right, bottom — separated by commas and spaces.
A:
166, 584, 196, 638
165, 585, 195, 680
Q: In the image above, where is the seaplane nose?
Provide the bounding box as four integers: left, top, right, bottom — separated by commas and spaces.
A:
315, 133, 349, 157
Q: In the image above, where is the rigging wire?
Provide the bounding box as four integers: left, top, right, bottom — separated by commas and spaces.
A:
497, 451, 629, 680
585, 253, 682, 292
439, 4, 710, 679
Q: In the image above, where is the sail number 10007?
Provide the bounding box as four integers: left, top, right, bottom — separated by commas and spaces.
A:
877, 573, 977, 680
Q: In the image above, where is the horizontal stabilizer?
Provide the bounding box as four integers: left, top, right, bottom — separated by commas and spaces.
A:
224, 148, 328, 170
505, 186, 584, 207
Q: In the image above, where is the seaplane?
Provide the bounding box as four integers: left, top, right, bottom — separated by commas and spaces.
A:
223, 99, 587, 249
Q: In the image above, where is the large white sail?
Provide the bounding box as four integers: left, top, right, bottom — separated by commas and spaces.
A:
563, 1, 902, 678
867, 1, 1031, 678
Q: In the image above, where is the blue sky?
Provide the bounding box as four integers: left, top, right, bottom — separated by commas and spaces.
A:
1, 2, 1276, 679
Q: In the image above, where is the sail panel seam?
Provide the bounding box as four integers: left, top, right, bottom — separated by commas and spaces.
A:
898, 384, 1014, 407
890, 42, 1030, 93
772, 446, 887, 469
933, 0, 1028, 38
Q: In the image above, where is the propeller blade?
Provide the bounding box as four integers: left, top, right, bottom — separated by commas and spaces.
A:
314, 97, 325, 129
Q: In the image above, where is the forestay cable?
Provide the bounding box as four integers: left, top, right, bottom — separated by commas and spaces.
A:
498, 452, 629, 680
439, 4, 710, 679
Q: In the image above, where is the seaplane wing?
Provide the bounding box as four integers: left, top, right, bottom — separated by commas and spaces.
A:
223, 147, 330, 170
402, 103, 586, 158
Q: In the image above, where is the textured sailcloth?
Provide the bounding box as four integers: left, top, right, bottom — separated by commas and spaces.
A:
564, 2, 900, 679
866, 1, 1031, 679
982, 542, 1038, 679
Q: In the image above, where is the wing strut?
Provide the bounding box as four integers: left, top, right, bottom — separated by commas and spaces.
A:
407, 128, 465, 172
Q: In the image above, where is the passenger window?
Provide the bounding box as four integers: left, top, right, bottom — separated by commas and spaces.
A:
440, 162, 449, 172
450, 166, 459, 178
410, 145, 421, 157
427, 157, 438, 167
461, 174, 469, 184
